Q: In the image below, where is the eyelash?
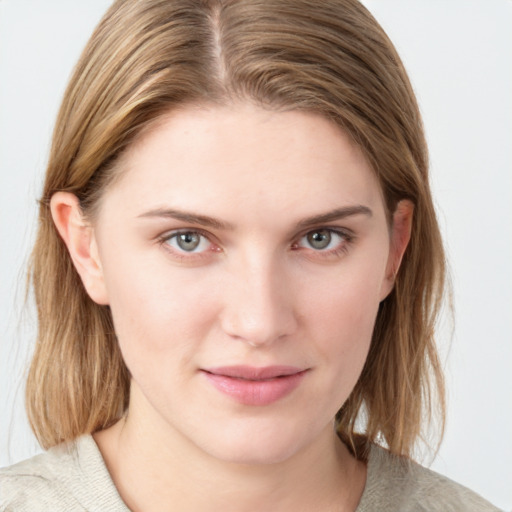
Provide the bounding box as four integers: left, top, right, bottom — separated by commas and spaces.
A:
157, 229, 219, 261
157, 227, 354, 261
292, 228, 353, 258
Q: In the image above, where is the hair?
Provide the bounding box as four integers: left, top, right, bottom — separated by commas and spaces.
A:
27, 0, 446, 458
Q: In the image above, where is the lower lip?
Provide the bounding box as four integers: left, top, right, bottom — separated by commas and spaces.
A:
202, 371, 307, 406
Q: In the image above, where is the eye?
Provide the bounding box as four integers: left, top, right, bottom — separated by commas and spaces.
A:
297, 229, 349, 251
164, 230, 211, 253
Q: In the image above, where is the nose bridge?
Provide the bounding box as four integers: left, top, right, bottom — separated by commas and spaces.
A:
221, 250, 297, 346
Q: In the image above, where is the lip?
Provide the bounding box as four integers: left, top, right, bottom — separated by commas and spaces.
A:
201, 365, 309, 406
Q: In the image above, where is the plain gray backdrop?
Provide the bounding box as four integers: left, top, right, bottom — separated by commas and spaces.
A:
1, 1, 511, 509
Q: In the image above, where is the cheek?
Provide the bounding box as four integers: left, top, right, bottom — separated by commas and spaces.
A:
100, 248, 219, 361
287, 267, 383, 425
307, 258, 384, 333
303, 261, 385, 375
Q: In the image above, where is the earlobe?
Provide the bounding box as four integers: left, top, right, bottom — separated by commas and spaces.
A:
380, 199, 414, 300
50, 192, 109, 305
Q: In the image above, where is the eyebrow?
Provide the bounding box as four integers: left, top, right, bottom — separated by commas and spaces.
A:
137, 208, 234, 230
294, 205, 372, 230
137, 205, 372, 231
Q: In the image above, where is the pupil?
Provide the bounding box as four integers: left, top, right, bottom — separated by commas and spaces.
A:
308, 230, 331, 249
177, 232, 200, 251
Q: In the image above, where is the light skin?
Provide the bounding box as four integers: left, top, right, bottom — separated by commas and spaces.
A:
51, 103, 413, 512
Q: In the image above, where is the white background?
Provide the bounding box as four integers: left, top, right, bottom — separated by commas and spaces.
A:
1, 1, 511, 509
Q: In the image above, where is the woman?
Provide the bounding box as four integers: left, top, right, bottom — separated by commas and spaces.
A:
0, 0, 501, 510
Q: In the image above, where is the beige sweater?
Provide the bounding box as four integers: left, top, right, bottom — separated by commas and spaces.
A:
0, 435, 501, 511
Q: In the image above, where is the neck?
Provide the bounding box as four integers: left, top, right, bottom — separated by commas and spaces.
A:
94, 393, 366, 512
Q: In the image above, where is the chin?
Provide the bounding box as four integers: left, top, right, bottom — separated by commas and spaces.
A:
195, 418, 316, 466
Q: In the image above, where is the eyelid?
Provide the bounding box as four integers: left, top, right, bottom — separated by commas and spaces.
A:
295, 226, 354, 243
159, 226, 216, 242
157, 228, 220, 258
292, 226, 355, 254
156, 225, 355, 260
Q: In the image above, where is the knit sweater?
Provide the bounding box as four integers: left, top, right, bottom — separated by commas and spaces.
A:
0, 435, 501, 511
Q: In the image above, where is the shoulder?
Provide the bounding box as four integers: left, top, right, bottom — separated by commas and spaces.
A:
0, 435, 128, 512
0, 439, 84, 511
357, 444, 503, 512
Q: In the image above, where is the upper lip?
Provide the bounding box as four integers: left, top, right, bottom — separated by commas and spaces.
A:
202, 365, 307, 380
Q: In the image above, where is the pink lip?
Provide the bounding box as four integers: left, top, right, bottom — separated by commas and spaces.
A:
201, 365, 308, 406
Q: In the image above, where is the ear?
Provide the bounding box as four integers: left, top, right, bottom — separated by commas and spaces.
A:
50, 192, 109, 305
380, 199, 414, 301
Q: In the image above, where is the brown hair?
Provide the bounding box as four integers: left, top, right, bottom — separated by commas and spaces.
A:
27, 0, 446, 458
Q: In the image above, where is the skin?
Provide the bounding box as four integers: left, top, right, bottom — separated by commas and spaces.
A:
51, 103, 412, 511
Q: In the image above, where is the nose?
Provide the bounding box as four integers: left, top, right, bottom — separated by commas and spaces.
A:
220, 257, 298, 347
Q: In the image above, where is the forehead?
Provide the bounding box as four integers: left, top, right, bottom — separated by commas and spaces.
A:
100, 103, 385, 223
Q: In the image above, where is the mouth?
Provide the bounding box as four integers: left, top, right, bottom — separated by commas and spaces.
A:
200, 365, 309, 406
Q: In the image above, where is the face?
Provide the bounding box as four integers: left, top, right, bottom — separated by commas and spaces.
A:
75, 104, 401, 464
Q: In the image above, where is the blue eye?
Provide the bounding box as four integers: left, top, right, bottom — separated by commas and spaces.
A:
165, 231, 211, 253
298, 229, 347, 251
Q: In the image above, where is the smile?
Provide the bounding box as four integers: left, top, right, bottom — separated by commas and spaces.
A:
201, 366, 309, 406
